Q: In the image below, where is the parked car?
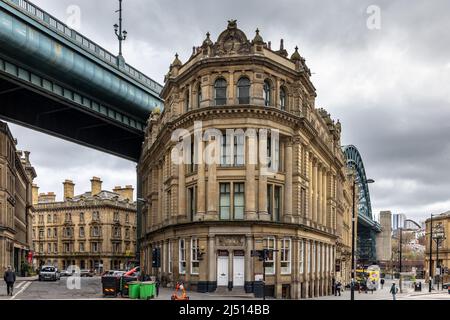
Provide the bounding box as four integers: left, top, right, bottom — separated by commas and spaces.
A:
443, 283, 449, 290
39, 266, 60, 281
80, 269, 94, 277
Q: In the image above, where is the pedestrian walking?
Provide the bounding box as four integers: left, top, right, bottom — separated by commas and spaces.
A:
336, 282, 342, 296
380, 278, 385, 289
390, 283, 398, 300
3, 266, 16, 296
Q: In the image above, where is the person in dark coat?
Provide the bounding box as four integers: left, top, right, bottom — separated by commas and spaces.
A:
3, 266, 16, 296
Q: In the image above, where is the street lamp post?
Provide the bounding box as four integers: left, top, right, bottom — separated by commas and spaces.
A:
429, 214, 433, 293
433, 222, 445, 291
398, 228, 403, 293
114, 0, 128, 58
350, 175, 375, 301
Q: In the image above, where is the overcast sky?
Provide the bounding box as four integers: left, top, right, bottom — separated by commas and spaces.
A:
8, 0, 450, 223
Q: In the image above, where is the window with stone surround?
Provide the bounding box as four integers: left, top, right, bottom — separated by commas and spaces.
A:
237, 77, 250, 104
267, 184, 282, 222
214, 78, 227, 106
191, 238, 199, 275
179, 239, 186, 274
299, 240, 304, 274
168, 241, 173, 274
263, 80, 272, 106
197, 83, 202, 108
219, 183, 231, 220
233, 183, 245, 220
280, 87, 287, 111
187, 186, 197, 221
263, 237, 276, 275
220, 132, 245, 167
281, 238, 292, 274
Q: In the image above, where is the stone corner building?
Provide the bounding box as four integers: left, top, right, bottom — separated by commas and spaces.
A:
0, 121, 36, 273
32, 177, 137, 272
138, 21, 354, 299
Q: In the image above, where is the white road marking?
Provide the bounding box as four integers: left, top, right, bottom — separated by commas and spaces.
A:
10, 281, 31, 300
15, 282, 24, 289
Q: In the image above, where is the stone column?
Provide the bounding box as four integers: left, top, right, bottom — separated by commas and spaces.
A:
312, 160, 318, 224
245, 134, 257, 220
197, 140, 206, 220
245, 236, 253, 293
317, 164, 322, 226
206, 140, 218, 220
208, 236, 216, 291
323, 170, 328, 229
178, 163, 186, 221
284, 138, 293, 223
228, 71, 235, 105
158, 163, 164, 226
258, 136, 269, 220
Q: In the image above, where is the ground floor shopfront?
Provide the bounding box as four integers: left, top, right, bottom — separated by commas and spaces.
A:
0, 233, 30, 274
141, 223, 338, 299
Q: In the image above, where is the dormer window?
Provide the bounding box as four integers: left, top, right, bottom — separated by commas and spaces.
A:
237, 77, 250, 104
214, 78, 227, 106
264, 80, 272, 106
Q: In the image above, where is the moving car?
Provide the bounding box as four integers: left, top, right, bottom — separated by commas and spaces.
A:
39, 266, 60, 281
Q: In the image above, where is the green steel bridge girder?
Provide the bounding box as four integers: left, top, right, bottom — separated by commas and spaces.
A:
0, 0, 163, 125
0, 56, 146, 132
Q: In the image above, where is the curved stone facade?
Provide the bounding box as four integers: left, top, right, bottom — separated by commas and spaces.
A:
138, 21, 353, 299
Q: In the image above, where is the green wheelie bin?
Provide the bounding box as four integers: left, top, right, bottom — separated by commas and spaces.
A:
139, 281, 156, 300
128, 281, 141, 299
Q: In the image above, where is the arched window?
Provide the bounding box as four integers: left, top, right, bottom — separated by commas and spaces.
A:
214, 78, 227, 106
185, 90, 190, 112
280, 87, 287, 111
237, 77, 250, 104
197, 83, 202, 108
264, 80, 272, 106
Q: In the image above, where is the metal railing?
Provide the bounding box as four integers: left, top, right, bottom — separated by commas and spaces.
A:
6, 0, 163, 95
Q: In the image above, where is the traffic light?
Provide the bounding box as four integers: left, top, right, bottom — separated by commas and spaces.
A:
152, 248, 161, 268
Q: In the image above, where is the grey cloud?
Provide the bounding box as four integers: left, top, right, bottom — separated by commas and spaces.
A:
21, 0, 450, 222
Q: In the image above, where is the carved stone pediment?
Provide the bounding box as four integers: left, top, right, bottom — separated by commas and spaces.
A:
213, 20, 251, 56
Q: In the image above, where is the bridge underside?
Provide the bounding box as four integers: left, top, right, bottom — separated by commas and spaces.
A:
357, 222, 378, 265
0, 74, 144, 161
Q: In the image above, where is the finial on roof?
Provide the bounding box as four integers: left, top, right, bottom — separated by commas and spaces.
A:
202, 32, 213, 47
253, 28, 264, 44
172, 53, 182, 67
291, 46, 301, 61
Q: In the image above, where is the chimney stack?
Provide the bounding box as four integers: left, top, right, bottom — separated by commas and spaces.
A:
90, 177, 102, 196
38, 192, 56, 203
113, 185, 134, 202
63, 180, 75, 201
32, 184, 39, 205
